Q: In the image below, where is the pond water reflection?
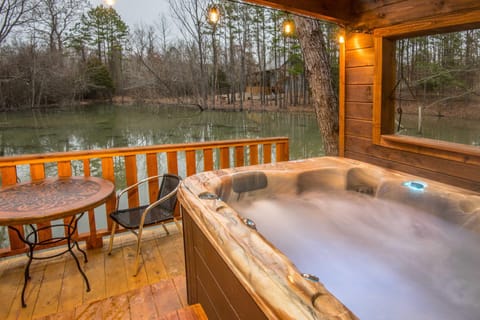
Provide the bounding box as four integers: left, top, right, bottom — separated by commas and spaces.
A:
0, 104, 324, 158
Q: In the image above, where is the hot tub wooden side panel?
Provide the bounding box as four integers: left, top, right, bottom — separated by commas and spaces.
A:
182, 206, 268, 320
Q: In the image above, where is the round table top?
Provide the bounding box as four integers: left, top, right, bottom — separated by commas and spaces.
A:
0, 176, 115, 225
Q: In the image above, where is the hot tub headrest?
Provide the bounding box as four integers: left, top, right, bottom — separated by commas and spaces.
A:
231, 171, 268, 193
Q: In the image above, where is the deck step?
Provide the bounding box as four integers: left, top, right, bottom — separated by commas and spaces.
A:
33, 280, 207, 320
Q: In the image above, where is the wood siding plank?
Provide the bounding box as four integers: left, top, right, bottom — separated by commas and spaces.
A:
346, 66, 374, 85
345, 136, 480, 187
345, 102, 373, 120
345, 48, 374, 68
345, 119, 373, 139
346, 84, 373, 102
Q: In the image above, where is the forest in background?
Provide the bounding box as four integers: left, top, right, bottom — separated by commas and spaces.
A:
0, 0, 340, 111
394, 29, 480, 122
1, 0, 478, 118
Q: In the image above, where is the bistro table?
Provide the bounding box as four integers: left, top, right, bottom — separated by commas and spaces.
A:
0, 176, 115, 307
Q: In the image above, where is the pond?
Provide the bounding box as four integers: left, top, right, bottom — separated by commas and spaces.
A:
0, 104, 324, 159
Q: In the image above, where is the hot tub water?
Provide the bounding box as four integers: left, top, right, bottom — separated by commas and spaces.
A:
231, 190, 480, 320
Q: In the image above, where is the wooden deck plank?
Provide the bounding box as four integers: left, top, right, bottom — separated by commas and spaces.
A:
122, 241, 149, 290
104, 245, 129, 297
142, 237, 169, 283
33, 309, 75, 320
156, 233, 185, 278
160, 311, 181, 320
0, 265, 23, 319
57, 257, 85, 313
83, 247, 106, 304
101, 293, 130, 320
10, 261, 47, 320
74, 299, 103, 320
128, 285, 157, 320
32, 259, 65, 318
172, 276, 188, 307
151, 279, 183, 317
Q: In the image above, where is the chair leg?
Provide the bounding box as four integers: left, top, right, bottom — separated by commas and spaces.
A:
108, 221, 117, 255
133, 226, 144, 277
161, 222, 170, 235
174, 218, 182, 235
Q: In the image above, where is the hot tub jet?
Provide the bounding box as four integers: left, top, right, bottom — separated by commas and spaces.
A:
242, 217, 257, 230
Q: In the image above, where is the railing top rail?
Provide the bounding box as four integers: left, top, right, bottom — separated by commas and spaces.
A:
0, 137, 289, 167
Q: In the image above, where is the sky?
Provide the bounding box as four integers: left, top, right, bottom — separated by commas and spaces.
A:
91, 0, 171, 27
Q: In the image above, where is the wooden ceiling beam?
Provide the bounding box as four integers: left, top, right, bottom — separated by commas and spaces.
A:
242, 0, 353, 25
350, 0, 480, 31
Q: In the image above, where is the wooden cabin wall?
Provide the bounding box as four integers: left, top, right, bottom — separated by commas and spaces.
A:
342, 32, 480, 192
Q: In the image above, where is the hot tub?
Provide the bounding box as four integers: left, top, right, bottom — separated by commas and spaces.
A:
178, 157, 480, 320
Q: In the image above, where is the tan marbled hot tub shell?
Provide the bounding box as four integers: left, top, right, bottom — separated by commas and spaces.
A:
178, 157, 480, 320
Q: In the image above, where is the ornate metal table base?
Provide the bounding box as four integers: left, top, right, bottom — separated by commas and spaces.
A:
9, 213, 91, 308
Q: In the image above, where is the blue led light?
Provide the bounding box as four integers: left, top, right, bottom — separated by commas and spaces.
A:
403, 180, 427, 191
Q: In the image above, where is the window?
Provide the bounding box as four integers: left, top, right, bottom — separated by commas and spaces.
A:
373, 16, 480, 160
394, 29, 480, 146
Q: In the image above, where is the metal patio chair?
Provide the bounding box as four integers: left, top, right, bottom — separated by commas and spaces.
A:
108, 174, 182, 276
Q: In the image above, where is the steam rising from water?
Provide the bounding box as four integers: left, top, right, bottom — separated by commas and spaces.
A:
231, 191, 480, 320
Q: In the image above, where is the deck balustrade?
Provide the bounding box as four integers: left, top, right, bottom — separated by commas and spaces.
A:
0, 137, 289, 257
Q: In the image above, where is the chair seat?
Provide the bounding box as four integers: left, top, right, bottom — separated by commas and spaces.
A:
109, 205, 175, 229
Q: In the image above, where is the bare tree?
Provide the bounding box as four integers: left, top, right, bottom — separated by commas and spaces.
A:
155, 14, 170, 55
0, 0, 35, 44
34, 0, 88, 52
168, 0, 209, 107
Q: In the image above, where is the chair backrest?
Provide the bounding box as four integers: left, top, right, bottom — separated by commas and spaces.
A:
157, 174, 181, 212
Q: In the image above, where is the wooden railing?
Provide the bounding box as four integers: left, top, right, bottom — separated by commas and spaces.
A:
0, 137, 289, 257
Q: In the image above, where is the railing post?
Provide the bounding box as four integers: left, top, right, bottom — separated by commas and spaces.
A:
167, 151, 179, 175
276, 141, 289, 162
249, 145, 259, 165
146, 153, 159, 203
263, 144, 272, 163
235, 146, 244, 167
220, 147, 229, 169
186, 150, 196, 176
203, 149, 214, 171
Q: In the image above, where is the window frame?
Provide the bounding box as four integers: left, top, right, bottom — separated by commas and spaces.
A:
372, 13, 480, 162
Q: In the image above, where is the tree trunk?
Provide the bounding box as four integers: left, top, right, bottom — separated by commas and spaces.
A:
294, 16, 339, 156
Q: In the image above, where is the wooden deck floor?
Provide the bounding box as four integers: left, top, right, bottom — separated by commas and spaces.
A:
0, 223, 187, 320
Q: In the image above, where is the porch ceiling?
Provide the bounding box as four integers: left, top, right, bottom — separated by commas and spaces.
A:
243, 0, 480, 31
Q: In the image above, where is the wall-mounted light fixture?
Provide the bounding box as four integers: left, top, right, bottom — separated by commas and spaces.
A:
207, 5, 220, 25
338, 35, 345, 44
282, 19, 295, 37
